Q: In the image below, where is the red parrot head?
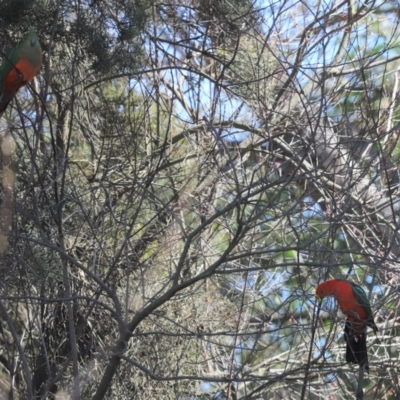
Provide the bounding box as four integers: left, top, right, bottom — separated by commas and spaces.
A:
316, 280, 339, 299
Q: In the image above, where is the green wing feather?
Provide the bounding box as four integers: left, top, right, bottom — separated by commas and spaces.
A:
0, 42, 20, 88
350, 282, 377, 332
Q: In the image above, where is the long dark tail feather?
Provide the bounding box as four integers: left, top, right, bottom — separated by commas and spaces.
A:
0, 101, 10, 119
344, 322, 369, 372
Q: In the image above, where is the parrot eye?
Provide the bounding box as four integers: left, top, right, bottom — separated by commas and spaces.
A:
30, 39, 36, 46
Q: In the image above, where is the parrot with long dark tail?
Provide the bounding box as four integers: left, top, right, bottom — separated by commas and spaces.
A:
316, 279, 377, 372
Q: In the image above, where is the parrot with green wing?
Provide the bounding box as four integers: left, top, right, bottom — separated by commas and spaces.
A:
316, 279, 377, 372
0, 31, 42, 117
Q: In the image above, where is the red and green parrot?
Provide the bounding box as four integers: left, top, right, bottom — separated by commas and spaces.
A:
0, 31, 42, 117
316, 279, 377, 372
